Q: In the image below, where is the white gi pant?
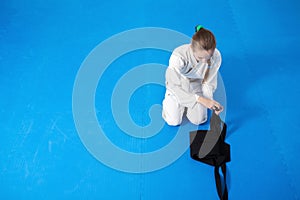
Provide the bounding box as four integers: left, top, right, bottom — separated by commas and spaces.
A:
162, 84, 213, 126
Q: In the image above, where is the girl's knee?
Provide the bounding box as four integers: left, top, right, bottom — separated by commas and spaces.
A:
165, 119, 182, 126
189, 115, 207, 125
162, 110, 182, 126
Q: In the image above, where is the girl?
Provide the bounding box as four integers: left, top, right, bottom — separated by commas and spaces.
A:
162, 25, 223, 126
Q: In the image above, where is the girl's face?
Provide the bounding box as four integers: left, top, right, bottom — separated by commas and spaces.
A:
193, 48, 214, 64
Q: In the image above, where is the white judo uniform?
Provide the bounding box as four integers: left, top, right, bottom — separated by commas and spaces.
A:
162, 44, 222, 126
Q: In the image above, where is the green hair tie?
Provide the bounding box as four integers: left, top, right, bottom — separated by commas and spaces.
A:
195, 25, 203, 32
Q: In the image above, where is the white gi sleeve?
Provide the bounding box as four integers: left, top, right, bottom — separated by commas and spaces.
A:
202, 49, 222, 93
165, 54, 198, 108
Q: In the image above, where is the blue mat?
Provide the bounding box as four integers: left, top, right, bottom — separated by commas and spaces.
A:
1, 0, 300, 199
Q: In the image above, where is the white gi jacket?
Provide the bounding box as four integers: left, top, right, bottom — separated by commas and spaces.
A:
165, 44, 222, 109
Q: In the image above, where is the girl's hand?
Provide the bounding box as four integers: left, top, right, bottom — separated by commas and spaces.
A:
197, 96, 224, 115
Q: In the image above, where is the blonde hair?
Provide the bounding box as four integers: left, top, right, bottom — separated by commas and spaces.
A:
191, 28, 216, 52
